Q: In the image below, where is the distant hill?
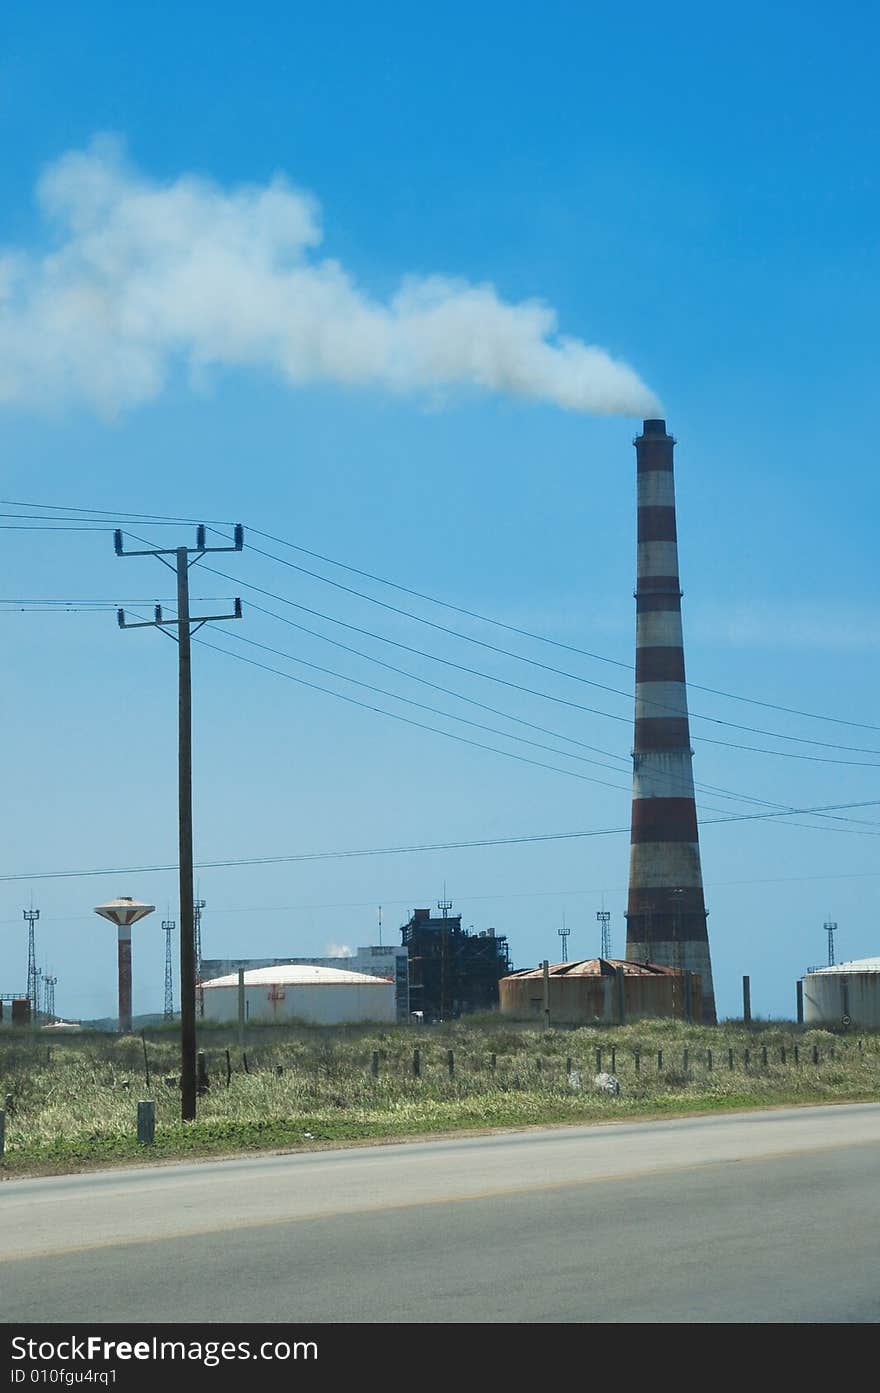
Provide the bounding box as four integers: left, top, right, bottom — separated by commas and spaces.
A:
78, 1013, 168, 1032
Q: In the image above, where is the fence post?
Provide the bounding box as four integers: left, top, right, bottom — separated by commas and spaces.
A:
707, 1049, 712, 1071
595, 1047, 602, 1073
137, 1100, 155, 1145
536, 1057, 543, 1074
237, 968, 246, 1048
761, 1046, 768, 1067
197, 1051, 209, 1095
728, 1048, 734, 1071
447, 1049, 455, 1078
413, 1047, 421, 1078
794, 1045, 799, 1064
780, 1046, 786, 1064
225, 1049, 232, 1088
566, 1056, 572, 1076
657, 1049, 663, 1071
682, 1047, 689, 1074
743, 1048, 750, 1069
371, 1051, 380, 1078
242, 1051, 249, 1074
812, 1045, 819, 1065
634, 1050, 640, 1073
742, 975, 751, 1025
0, 1108, 5, 1160
490, 1052, 496, 1072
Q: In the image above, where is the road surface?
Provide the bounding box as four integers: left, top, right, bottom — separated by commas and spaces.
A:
2, 1103, 879, 1322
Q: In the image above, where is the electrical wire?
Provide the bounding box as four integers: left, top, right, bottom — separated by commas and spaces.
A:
213, 618, 880, 831
2, 797, 879, 883
3, 495, 877, 734
201, 563, 880, 768
198, 634, 880, 838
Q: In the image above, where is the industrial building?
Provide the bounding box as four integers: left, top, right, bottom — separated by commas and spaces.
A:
199, 963, 396, 1025
499, 959, 702, 1025
401, 908, 511, 1019
625, 419, 717, 1023
802, 958, 880, 1029
200, 945, 410, 1019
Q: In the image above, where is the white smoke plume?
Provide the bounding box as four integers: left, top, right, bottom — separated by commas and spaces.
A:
325, 943, 354, 959
0, 136, 660, 417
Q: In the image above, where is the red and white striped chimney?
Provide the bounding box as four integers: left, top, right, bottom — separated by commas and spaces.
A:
625, 419, 716, 1023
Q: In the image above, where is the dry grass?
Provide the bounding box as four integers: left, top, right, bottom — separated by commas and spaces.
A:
1, 1018, 877, 1175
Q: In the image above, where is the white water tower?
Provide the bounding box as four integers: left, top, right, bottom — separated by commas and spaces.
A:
94, 897, 155, 1033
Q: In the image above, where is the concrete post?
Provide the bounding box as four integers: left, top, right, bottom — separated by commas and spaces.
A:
413, 1047, 421, 1078
237, 968, 245, 1048
542, 960, 550, 1030
0, 1108, 5, 1159
137, 1100, 155, 1145
742, 975, 751, 1024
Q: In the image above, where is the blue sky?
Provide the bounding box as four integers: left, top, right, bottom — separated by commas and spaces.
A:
1, 2, 878, 1022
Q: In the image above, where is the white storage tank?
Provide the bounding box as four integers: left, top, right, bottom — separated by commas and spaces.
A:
200, 963, 396, 1025
802, 957, 880, 1029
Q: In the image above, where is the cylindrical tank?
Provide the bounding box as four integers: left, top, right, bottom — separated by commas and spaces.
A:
500, 958, 701, 1024
802, 958, 880, 1028
200, 964, 396, 1025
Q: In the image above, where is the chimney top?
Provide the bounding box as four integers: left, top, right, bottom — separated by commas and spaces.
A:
642, 418, 667, 435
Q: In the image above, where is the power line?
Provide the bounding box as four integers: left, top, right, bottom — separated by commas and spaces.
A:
213, 618, 880, 832
238, 538, 880, 755
245, 526, 880, 735
202, 563, 880, 768
199, 635, 880, 840
9, 583, 875, 832
7, 583, 875, 831
3, 496, 877, 734
2, 798, 878, 884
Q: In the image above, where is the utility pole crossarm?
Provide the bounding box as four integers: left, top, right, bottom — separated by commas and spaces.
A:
117, 600, 242, 630
113, 524, 243, 558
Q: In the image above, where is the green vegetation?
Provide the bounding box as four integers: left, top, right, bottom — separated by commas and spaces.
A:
1, 1017, 877, 1177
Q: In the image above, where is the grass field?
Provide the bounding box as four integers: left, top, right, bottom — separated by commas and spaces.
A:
1, 1017, 877, 1177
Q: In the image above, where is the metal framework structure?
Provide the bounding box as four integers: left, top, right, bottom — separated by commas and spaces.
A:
824, 920, 837, 967
23, 908, 39, 1020
596, 910, 611, 959
557, 923, 571, 962
194, 899, 206, 1016
43, 974, 57, 1021
162, 920, 176, 1020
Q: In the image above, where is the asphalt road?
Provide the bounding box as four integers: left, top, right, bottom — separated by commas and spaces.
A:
2, 1103, 879, 1323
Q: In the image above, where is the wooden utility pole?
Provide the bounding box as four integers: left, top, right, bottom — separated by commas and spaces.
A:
114, 524, 243, 1121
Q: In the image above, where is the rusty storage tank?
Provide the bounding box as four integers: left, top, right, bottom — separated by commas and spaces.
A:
499, 958, 701, 1024
802, 958, 880, 1029
10, 997, 31, 1026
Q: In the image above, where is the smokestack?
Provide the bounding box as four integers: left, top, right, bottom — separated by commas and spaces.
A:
625, 420, 716, 1023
